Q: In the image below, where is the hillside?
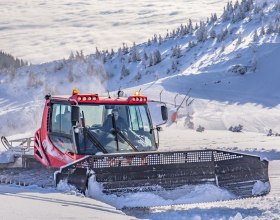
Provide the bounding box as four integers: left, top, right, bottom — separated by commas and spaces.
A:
1, 0, 280, 136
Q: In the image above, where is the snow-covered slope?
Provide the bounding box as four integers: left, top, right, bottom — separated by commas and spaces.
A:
1, 0, 280, 136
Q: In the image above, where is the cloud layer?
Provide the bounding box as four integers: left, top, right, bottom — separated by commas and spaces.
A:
0, 0, 227, 63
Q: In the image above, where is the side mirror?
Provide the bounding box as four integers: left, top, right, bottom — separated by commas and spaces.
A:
156, 126, 163, 132
161, 105, 168, 121
71, 105, 80, 123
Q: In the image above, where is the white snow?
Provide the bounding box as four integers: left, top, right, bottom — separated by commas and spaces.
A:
1, 0, 280, 219
0, 185, 132, 220
87, 176, 235, 209
252, 181, 271, 196
0, 149, 15, 164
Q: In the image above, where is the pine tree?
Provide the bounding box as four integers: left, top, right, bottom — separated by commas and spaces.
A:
80, 50, 85, 60
122, 43, 129, 54
148, 54, 153, 67
171, 45, 181, 58
118, 48, 122, 56
75, 51, 80, 59
220, 43, 225, 53
210, 29, 216, 39
153, 34, 158, 43
110, 49, 115, 57
134, 71, 142, 81
260, 26, 265, 36
95, 47, 101, 59
120, 64, 130, 79
266, 22, 274, 34
165, 31, 169, 39
172, 61, 177, 71
130, 42, 141, 62
236, 34, 242, 45
210, 13, 218, 23
153, 50, 161, 65
188, 19, 193, 34
253, 29, 259, 42
143, 50, 148, 61
196, 21, 208, 42
158, 34, 162, 45
250, 56, 257, 72
68, 51, 74, 60
217, 27, 228, 42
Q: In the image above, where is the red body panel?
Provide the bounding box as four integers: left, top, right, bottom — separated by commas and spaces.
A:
33, 99, 83, 168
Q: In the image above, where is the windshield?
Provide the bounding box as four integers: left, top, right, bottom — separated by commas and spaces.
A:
76, 104, 157, 154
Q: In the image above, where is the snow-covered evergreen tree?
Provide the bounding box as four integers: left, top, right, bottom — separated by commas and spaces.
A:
122, 43, 129, 55
196, 21, 208, 42
171, 61, 177, 71
120, 64, 130, 79
253, 29, 259, 42
148, 54, 153, 67
158, 34, 163, 45
130, 42, 141, 62
95, 47, 101, 59
250, 56, 257, 72
236, 34, 242, 45
210, 13, 218, 23
153, 34, 158, 43
68, 51, 74, 60
134, 71, 142, 81
117, 48, 122, 56
260, 26, 265, 36
110, 49, 115, 57
210, 29, 217, 39
217, 27, 228, 42
153, 50, 162, 65
171, 45, 181, 58
188, 19, 194, 34
266, 22, 274, 34
143, 50, 148, 61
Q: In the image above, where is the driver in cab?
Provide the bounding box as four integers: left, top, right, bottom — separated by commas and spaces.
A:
103, 108, 128, 131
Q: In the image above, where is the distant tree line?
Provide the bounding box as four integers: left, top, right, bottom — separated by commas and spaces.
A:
0, 51, 28, 70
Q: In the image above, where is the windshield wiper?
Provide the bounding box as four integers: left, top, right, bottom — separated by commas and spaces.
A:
84, 126, 108, 153
115, 129, 139, 152
111, 113, 138, 152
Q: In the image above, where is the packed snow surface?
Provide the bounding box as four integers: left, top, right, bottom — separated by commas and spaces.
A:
0, 185, 131, 220
0, 149, 15, 164
87, 177, 235, 209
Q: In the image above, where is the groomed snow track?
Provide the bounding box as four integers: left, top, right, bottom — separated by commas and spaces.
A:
0, 167, 55, 188
121, 161, 280, 219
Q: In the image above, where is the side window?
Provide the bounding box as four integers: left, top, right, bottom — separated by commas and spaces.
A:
139, 106, 150, 132
51, 104, 61, 133
129, 106, 140, 131
128, 106, 150, 132
50, 103, 72, 135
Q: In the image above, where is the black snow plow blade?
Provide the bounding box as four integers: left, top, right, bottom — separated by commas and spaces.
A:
55, 150, 270, 198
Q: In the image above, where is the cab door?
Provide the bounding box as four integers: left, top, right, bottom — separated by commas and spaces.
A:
48, 102, 75, 154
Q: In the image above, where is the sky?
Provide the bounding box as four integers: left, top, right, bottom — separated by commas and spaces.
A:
0, 0, 228, 64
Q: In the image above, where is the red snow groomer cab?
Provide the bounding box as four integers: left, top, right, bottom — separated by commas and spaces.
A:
34, 89, 270, 197
34, 89, 157, 168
